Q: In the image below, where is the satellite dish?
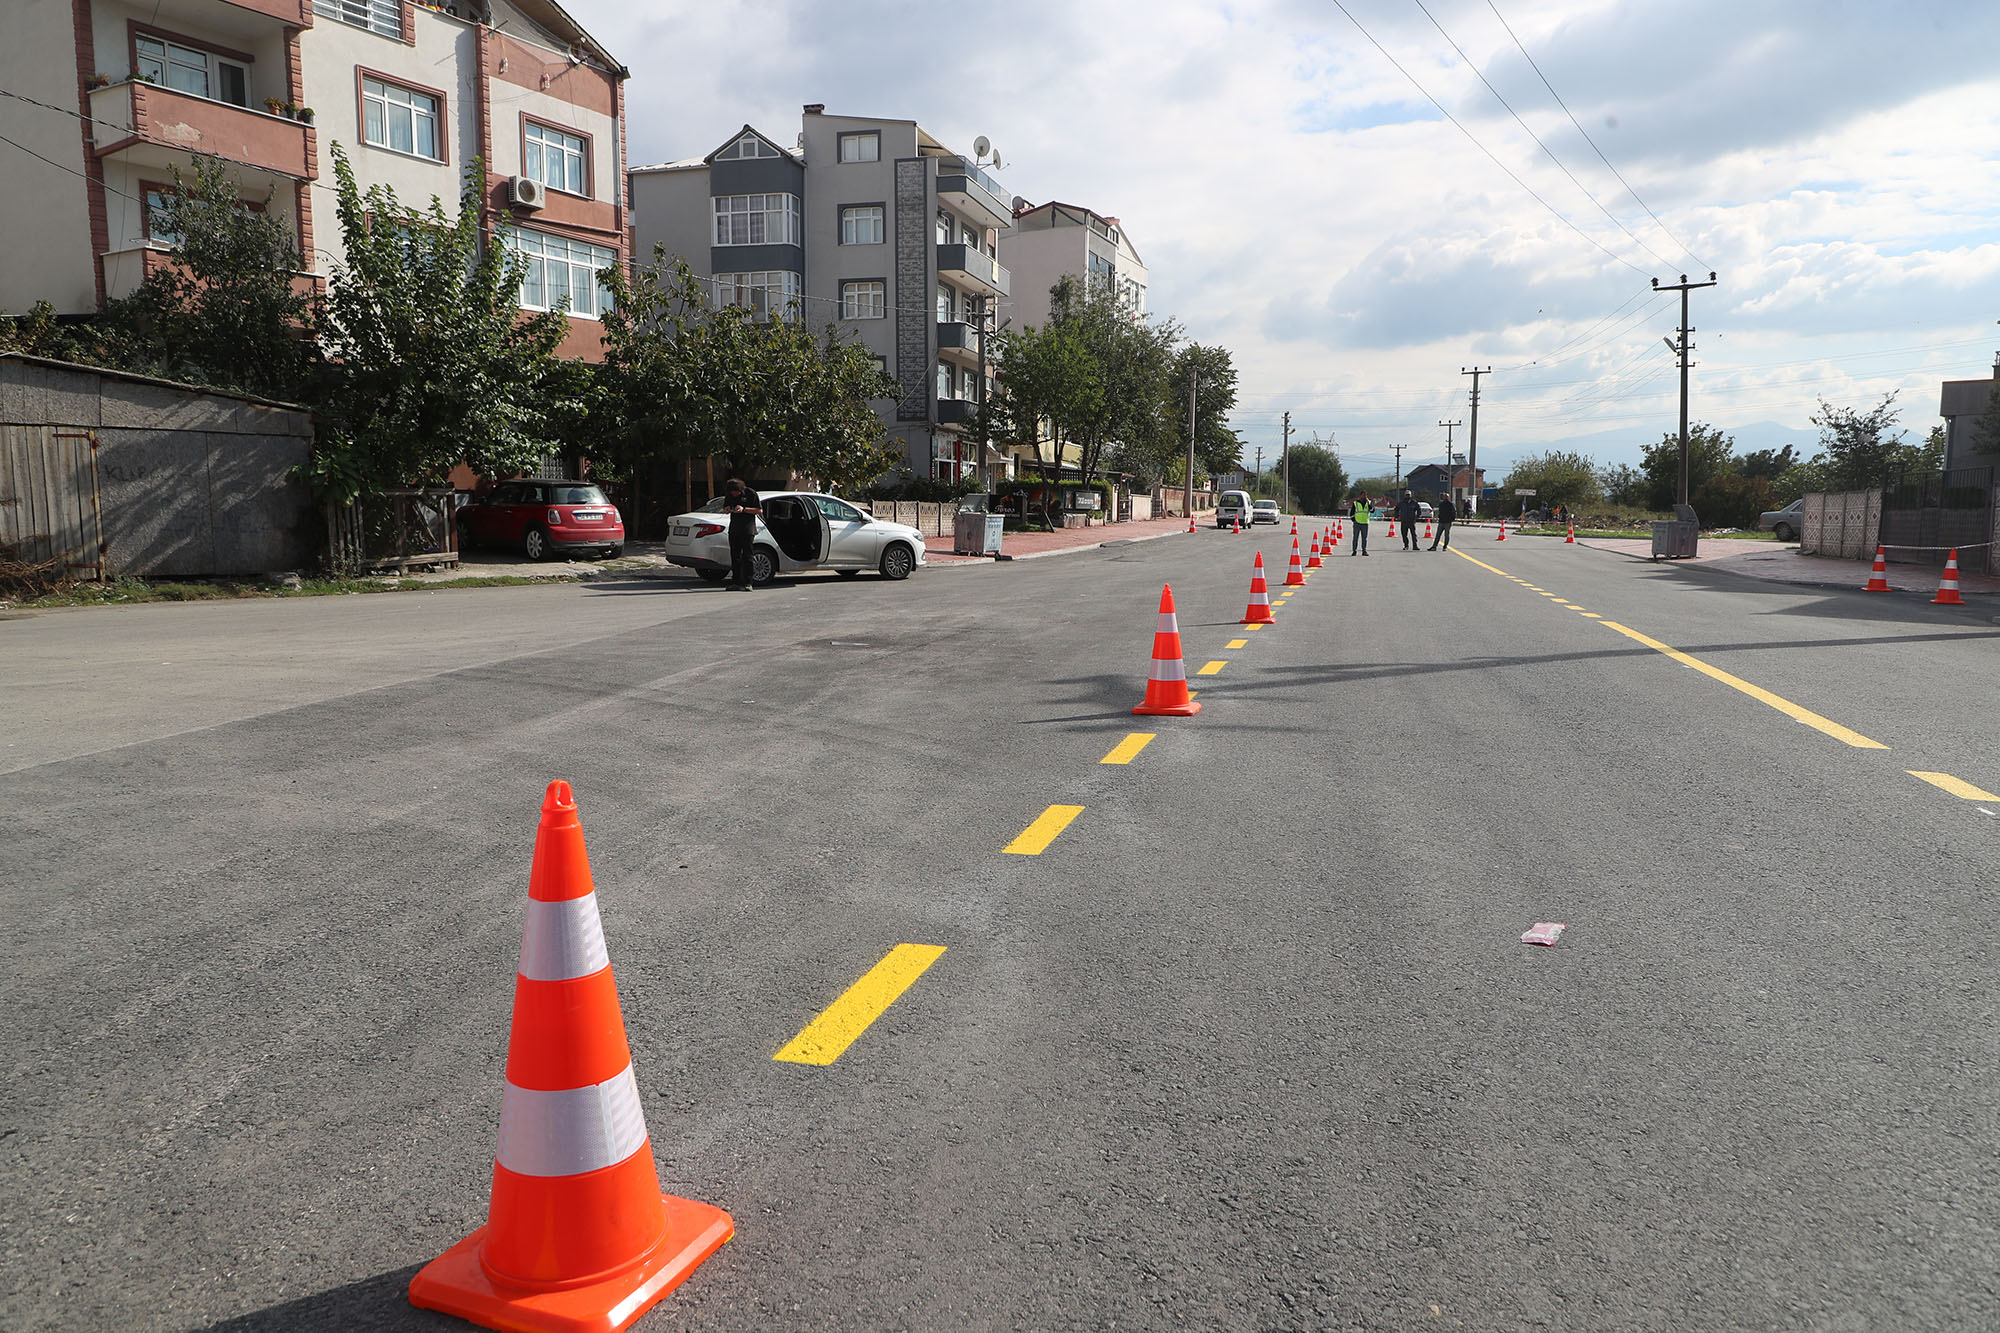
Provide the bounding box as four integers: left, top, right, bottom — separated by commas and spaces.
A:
991, 150, 1003, 170
972, 135, 991, 159
1011, 195, 1029, 215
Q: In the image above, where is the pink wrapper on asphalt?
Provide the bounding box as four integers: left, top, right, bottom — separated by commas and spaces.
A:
1521, 922, 1567, 946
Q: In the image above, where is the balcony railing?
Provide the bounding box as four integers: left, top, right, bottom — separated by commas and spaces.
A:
90, 80, 314, 181
936, 244, 1010, 298
936, 320, 980, 357
936, 398, 977, 426
936, 158, 1013, 227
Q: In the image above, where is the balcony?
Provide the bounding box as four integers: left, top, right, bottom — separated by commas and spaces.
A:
936, 320, 981, 364
90, 80, 314, 182
101, 245, 325, 302
936, 244, 1009, 298
936, 158, 1013, 229
936, 397, 977, 427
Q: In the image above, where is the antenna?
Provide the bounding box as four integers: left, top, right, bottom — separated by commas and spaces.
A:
991, 150, 1003, 170
1010, 195, 1029, 215
972, 135, 990, 159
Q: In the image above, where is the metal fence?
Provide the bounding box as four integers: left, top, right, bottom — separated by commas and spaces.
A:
1878, 465, 1995, 570
1799, 489, 1881, 560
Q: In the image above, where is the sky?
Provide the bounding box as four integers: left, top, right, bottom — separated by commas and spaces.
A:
567, 0, 2000, 484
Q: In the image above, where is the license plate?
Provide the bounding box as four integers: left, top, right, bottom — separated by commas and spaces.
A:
671, 524, 688, 537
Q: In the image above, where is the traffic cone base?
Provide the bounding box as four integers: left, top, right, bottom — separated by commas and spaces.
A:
410, 1196, 733, 1333
1864, 546, 1890, 592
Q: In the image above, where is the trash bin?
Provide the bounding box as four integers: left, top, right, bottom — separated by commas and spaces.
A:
1651, 504, 1699, 560
953, 511, 1004, 556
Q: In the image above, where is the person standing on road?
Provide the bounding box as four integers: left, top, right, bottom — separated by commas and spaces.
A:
722, 477, 762, 590
1396, 491, 1420, 550
1349, 491, 1371, 555
1429, 495, 1456, 550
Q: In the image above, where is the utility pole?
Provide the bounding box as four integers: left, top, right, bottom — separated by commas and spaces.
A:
1461, 367, 1490, 516
1654, 272, 1718, 510
1391, 440, 1407, 493
973, 294, 989, 487
1184, 370, 1198, 521
1281, 411, 1292, 512
1438, 419, 1461, 506
1253, 445, 1263, 496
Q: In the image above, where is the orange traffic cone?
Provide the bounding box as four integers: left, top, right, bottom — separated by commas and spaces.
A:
1335, 520, 1343, 544
1290, 517, 1299, 536
1423, 518, 1433, 541
1497, 519, 1507, 541
1933, 550, 1964, 604
1133, 584, 1201, 716
1565, 522, 1577, 544
1241, 552, 1276, 624
1285, 537, 1306, 587
1307, 531, 1324, 569
1186, 514, 1196, 534
410, 781, 732, 1333
1864, 546, 1890, 591
1231, 516, 1242, 534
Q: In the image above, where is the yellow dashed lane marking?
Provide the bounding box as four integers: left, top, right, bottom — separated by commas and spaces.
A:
1910, 771, 2000, 801
774, 944, 947, 1066
1225, 638, 1248, 649
1003, 804, 1085, 854
1100, 733, 1155, 765
1243, 624, 1263, 632
1197, 660, 1227, 675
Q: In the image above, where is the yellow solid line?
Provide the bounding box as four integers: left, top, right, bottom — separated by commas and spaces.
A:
1225, 638, 1248, 649
1197, 660, 1227, 675
1003, 804, 1085, 854
1910, 771, 2000, 801
774, 944, 947, 1066
1101, 733, 1155, 765
1597, 620, 1888, 750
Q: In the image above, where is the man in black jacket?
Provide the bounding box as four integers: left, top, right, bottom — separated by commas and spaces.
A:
1430, 495, 1456, 550
722, 477, 762, 590
1395, 491, 1421, 550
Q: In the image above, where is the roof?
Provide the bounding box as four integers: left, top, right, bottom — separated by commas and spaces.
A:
504, 0, 625, 74
1010, 199, 1145, 268
628, 156, 710, 174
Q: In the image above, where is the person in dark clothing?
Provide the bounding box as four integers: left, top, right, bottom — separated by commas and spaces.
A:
1395, 492, 1421, 550
1350, 492, 1371, 555
722, 477, 762, 589
1430, 496, 1456, 550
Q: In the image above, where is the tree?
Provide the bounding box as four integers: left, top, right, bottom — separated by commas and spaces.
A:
1283, 444, 1348, 515
1599, 461, 1647, 507
989, 318, 1101, 523
1046, 274, 1180, 489
1639, 423, 1738, 511
1501, 451, 1602, 512
312, 145, 569, 502
1809, 391, 1913, 490
1167, 343, 1242, 482
1972, 387, 2000, 457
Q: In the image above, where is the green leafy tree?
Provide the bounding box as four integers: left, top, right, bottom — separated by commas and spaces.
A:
1971, 387, 2000, 457
1047, 274, 1180, 487
1501, 450, 1602, 512
1283, 444, 1349, 515
312, 144, 569, 502
990, 318, 1101, 522
1166, 343, 1242, 482
0, 300, 105, 364
1736, 444, 1796, 480
1599, 461, 1647, 507
1640, 423, 1738, 511
1809, 391, 1913, 490
1770, 458, 1829, 505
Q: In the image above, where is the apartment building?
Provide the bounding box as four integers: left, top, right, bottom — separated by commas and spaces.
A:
629, 105, 1017, 482
2, 0, 627, 360
999, 199, 1147, 333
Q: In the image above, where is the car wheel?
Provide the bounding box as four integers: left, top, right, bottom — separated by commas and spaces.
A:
605, 544, 625, 559
456, 519, 477, 552
1773, 523, 1795, 542
879, 542, 915, 580
836, 569, 861, 579
749, 546, 778, 586
523, 526, 550, 561
696, 568, 728, 584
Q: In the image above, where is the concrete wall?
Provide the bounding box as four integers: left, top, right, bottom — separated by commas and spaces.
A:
0, 355, 315, 575
2, 0, 98, 316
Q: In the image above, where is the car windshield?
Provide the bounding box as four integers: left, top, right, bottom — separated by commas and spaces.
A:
697, 496, 731, 513
1254, 501, 1278, 511
551, 485, 608, 505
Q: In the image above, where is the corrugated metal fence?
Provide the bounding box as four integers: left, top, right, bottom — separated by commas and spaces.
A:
0, 425, 106, 580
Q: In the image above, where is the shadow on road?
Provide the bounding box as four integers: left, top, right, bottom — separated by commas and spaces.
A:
199, 1262, 445, 1332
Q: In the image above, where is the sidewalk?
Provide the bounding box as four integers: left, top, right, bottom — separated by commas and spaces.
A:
924, 514, 1199, 565
1573, 535, 2000, 596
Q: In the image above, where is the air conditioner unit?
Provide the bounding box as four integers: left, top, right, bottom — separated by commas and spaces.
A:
508, 175, 545, 210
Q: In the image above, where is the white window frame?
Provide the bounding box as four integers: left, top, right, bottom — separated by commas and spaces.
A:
526, 122, 587, 197
841, 280, 885, 320
838, 132, 880, 163
712, 193, 802, 247
936, 284, 953, 323
728, 134, 773, 159
328, 0, 400, 38
840, 205, 884, 245
135, 35, 250, 107
362, 77, 441, 161
712, 270, 802, 318
936, 363, 951, 400
508, 227, 616, 320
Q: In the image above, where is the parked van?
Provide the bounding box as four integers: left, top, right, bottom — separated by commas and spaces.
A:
1216, 490, 1253, 528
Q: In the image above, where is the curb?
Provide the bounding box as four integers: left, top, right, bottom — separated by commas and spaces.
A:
926, 524, 1191, 569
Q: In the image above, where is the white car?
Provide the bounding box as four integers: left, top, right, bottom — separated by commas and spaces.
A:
662, 490, 927, 586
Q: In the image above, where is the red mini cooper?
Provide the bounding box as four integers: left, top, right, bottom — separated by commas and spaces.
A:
457, 479, 625, 561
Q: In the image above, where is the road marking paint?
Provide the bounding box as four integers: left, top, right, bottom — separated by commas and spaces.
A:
1579, 612, 1602, 618
1225, 638, 1248, 649
1979, 807, 1997, 818
774, 944, 947, 1066
1243, 623, 1263, 631
1909, 771, 2000, 801
1100, 733, 1156, 765
1597, 620, 1887, 750
1003, 804, 1086, 854
1196, 660, 1227, 675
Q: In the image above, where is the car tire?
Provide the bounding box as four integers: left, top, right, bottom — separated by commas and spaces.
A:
523, 526, 550, 561
879, 542, 915, 580
456, 519, 477, 552
605, 543, 625, 559
836, 569, 861, 579
1773, 523, 1796, 542
696, 568, 728, 584
749, 546, 777, 586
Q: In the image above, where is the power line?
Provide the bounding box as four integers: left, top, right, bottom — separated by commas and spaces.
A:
1485, 0, 1709, 273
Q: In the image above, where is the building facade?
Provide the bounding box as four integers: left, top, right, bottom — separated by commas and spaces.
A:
1939, 355, 2000, 471
628, 105, 1016, 482
998, 199, 1147, 334
2, 0, 626, 361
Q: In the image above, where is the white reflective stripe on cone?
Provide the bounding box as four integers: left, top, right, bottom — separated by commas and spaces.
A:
1150, 657, 1186, 682
518, 893, 610, 982
495, 1065, 648, 1178
1156, 612, 1178, 632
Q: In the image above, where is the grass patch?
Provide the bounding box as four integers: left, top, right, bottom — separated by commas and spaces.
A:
8, 571, 569, 609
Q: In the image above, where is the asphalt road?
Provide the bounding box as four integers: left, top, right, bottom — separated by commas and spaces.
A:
3, 525, 1998, 1331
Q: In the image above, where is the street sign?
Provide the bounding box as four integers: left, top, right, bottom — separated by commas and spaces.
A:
1514, 488, 1537, 496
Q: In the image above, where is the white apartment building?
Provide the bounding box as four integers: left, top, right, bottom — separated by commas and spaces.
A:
999, 199, 1148, 333
2, 0, 627, 362
629, 105, 1018, 482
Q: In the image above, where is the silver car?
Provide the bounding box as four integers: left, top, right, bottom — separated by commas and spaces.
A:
662, 490, 928, 586
1759, 498, 1803, 542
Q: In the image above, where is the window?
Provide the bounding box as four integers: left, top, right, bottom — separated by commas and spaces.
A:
135, 35, 249, 106
713, 193, 801, 246
840, 205, 883, 245
838, 132, 879, 163
936, 363, 951, 399
712, 270, 802, 317
143, 187, 181, 246
526, 122, 587, 196
935, 209, 952, 244
841, 280, 885, 320
329, 0, 401, 37
721, 133, 775, 159
508, 228, 616, 318
936, 284, 953, 323
961, 224, 979, 249
362, 78, 440, 160
816, 496, 864, 523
